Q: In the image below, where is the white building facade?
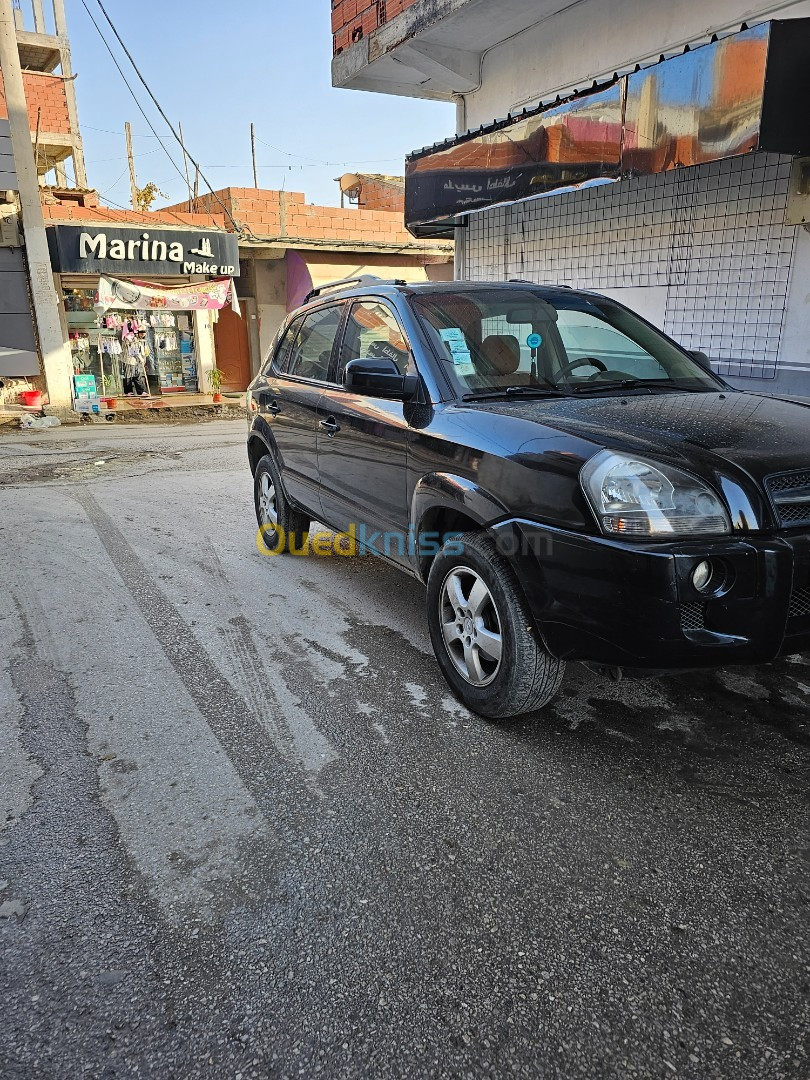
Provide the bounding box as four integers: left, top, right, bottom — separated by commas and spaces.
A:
332, 0, 810, 396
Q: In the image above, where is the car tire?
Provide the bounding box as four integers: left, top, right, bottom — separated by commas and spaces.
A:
253, 453, 310, 555
426, 531, 565, 718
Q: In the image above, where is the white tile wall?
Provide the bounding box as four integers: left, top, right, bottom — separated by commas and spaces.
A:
464, 153, 796, 380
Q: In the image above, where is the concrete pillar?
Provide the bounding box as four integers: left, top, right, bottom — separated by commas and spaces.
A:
0, 0, 74, 407
194, 310, 216, 392
57, 42, 87, 187
254, 257, 287, 359
32, 0, 46, 34
52, 0, 68, 36
453, 95, 466, 281
49, 0, 87, 188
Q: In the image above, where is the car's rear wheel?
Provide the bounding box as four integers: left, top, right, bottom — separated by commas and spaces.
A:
253, 453, 309, 554
426, 531, 565, 718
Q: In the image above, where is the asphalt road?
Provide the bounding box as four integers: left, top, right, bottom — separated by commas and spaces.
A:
0, 419, 808, 1080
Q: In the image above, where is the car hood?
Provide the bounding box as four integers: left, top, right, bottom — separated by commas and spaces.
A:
474, 391, 810, 482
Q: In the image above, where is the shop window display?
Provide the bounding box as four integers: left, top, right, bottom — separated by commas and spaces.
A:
64, 288, 199, 395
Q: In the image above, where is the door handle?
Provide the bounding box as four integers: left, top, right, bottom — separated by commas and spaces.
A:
266, 398, 280, 415
319, 416, 340, 437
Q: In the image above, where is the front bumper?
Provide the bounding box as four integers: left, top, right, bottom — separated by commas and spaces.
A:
492, 519, 810, 669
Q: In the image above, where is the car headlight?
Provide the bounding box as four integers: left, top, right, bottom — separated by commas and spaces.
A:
580, 450, 730, 538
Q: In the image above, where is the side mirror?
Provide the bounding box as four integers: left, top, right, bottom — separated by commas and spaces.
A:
343, 357, 418, 399
690, 350, 713, 372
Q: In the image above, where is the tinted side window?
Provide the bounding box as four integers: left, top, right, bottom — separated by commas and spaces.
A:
287, 305, 343, 382
269, 315, 303, 374
338, 301, 412, 383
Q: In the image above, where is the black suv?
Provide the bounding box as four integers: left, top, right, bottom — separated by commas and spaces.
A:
246, 277, 810, 718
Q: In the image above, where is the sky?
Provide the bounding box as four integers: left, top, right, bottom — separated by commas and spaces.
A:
60, 0, 453, 211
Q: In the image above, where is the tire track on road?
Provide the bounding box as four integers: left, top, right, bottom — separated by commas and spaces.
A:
193, 543, 337, 775
72, 488, 318, 828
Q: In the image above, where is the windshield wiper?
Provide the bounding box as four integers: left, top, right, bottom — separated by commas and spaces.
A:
568, 379, 704, 395
462, 385, 570, 402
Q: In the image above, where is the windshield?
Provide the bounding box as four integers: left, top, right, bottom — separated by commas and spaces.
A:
411, 288, 721, 397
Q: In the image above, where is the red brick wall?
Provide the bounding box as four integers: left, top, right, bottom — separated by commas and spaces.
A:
41, 201, 226, 229
163, 187, 428, 248
354, 176, 405, 213
332, 0, 419, 55
0, 72, 71, 134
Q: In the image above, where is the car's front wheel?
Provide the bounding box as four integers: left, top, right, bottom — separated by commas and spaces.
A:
426, 532, 565, 718
253, 453, 309, 554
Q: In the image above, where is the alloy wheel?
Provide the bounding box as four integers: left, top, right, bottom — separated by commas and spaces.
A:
439, 567, 503, 687
258, 472, 278, 526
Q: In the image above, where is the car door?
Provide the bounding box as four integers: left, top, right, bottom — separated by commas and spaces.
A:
317, 298, 414, 562
258, 303, 343, 516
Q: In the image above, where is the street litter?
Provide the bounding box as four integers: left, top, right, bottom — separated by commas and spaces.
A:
19, 415, 61, 429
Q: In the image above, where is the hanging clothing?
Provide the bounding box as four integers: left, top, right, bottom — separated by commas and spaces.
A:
122, 337, 151, 395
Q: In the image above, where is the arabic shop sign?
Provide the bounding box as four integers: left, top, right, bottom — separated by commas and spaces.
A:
47, 224, 240, 278
404, 81, 623, 227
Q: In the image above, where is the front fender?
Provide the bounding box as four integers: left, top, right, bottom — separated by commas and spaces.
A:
411, 472, 510, 535
410, 472, 512, 580
412, 485, 558, 653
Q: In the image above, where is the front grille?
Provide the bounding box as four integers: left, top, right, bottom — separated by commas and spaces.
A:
768, 470, 810, 493
766, 470, 810, 529
778, 503, 810, 524
681, 602, 706, 632
789, 586, 810, 621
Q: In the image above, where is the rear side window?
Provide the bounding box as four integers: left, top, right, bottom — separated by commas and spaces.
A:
269, 315, 303, 374
288, 305, 343, 382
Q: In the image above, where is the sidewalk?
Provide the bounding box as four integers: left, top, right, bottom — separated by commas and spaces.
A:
0, 392, 246, 428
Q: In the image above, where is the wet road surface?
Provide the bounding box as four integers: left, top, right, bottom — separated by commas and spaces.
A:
0, 421, 808, 1078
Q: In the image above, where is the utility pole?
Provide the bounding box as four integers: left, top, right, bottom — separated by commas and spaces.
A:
178, 121, 193, 211
125, 121, 138, 210
33, 105, 41, 176
0, 0, 73, 407
251, 122, 258, 188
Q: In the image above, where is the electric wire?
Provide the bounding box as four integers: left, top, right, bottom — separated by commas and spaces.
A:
89, 0, 243, 234
76, 5, 426, 247
84, 127, 403, 170
77, 1, 206, 213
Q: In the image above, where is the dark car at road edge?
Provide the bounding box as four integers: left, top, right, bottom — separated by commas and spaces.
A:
246, 277, 810, 717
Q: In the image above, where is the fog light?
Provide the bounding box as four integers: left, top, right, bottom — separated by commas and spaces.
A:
692, 560, 712, 592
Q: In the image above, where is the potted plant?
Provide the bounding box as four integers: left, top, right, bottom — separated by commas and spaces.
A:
100, 374, 118, 410
207, 366, 225, 403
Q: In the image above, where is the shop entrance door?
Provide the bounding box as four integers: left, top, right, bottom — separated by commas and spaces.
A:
213, 305, 251, 390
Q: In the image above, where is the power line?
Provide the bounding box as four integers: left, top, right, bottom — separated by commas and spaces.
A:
201, 160, 401, 170
77, 2, 197, 202
254, 137, 401, 168
84, 129, 402, 170
90, 0, 242, 235
85, 147, 162, 165
92, 190, 220, 232
83, 124, 162, 138
96, 164, 131, 197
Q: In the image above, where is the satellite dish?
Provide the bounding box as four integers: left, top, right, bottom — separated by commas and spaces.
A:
339, 172, 362, 199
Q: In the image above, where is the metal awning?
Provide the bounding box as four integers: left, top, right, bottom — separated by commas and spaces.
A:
405, 19, 810, 231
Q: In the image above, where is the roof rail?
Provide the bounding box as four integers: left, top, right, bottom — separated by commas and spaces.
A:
508, 278, 572, 288
303, 274, 407, 304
